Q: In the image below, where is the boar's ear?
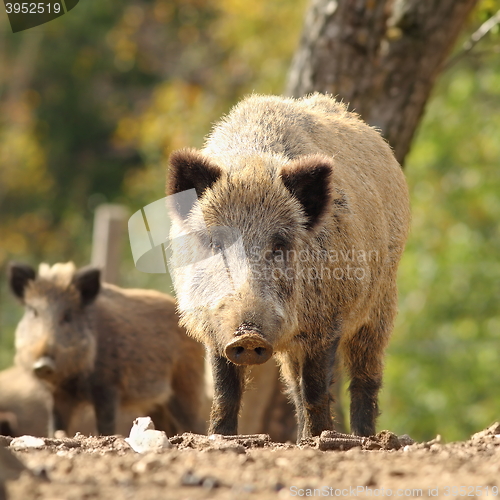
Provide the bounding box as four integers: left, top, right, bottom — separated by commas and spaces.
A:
72, 266, 101, 306
280, 155, 333, 230
8, 262, 36, 301
167, 148, 222, 218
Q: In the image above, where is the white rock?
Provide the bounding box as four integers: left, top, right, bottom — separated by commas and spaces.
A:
125, 417, 171, 454
10, 436, 45, 450
208, 434, 223, 441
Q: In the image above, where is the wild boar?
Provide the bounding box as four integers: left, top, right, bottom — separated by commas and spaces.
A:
8, 262, 206, 436
166, 93, 410, 440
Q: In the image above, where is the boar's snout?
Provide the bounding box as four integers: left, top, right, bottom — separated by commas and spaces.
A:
32, 356, 56, 379
225, 330, 273, 365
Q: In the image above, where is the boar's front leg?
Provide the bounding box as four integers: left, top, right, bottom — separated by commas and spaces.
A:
281, 338, 338, 441
208, 351, 245, 435
91, 382, 118, 435
299, 340, 339, 439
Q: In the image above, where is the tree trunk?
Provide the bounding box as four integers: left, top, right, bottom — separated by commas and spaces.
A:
286, 0, 478, 165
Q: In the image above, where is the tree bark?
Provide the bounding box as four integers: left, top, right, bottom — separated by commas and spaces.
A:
286, 0, 478, 166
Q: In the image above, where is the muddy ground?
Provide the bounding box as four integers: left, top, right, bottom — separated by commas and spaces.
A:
2, 424, 500, 500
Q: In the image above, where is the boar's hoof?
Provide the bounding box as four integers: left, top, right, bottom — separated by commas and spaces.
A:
32, 356, 56, 379
225, 334, 273, 365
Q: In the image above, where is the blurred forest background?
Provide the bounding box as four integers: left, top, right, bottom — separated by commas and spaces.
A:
0, 0, 499, 442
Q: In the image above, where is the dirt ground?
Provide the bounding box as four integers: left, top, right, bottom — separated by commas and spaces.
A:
2, 424, 500, 500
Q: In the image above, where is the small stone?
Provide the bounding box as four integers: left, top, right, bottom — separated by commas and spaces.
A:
373, 430, 401, 450
10, 436, 45, 450
398, 434, 414, 446
124, 417, 171, 454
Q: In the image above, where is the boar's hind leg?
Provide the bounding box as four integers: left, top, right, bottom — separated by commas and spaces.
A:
52, 395, 75, 434
344, 324, 387, 437
208, 352, 245, 435
168, 353, 207, 434
165, 393, 205, 435
279, 355, 305, 439
149, 405, 177, 436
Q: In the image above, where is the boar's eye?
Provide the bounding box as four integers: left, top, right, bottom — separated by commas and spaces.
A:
210, 239, 223, 255
62, 309, 72, 323
273, 243, 286, 255
271, 237, 289, 259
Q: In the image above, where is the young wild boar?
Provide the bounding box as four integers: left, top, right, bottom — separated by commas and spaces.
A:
8, 262, 206, 436
166, 93, 410, 440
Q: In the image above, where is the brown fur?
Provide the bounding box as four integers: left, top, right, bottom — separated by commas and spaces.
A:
166, 93, 410, 439
9, 262, 207, 436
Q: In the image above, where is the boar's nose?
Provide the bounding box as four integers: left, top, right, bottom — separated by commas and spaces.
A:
32, 356, 56, 379
225, 334, 273, 365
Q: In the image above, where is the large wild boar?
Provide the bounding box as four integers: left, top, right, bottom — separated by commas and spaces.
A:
166, 93, 410, 440
8, 262, 206, 436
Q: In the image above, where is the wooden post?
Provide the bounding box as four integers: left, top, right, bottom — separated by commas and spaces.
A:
91, 204, 128, 285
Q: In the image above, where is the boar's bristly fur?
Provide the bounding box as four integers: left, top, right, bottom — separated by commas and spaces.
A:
9, 261, 206, 436
166, 93, 410, 440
